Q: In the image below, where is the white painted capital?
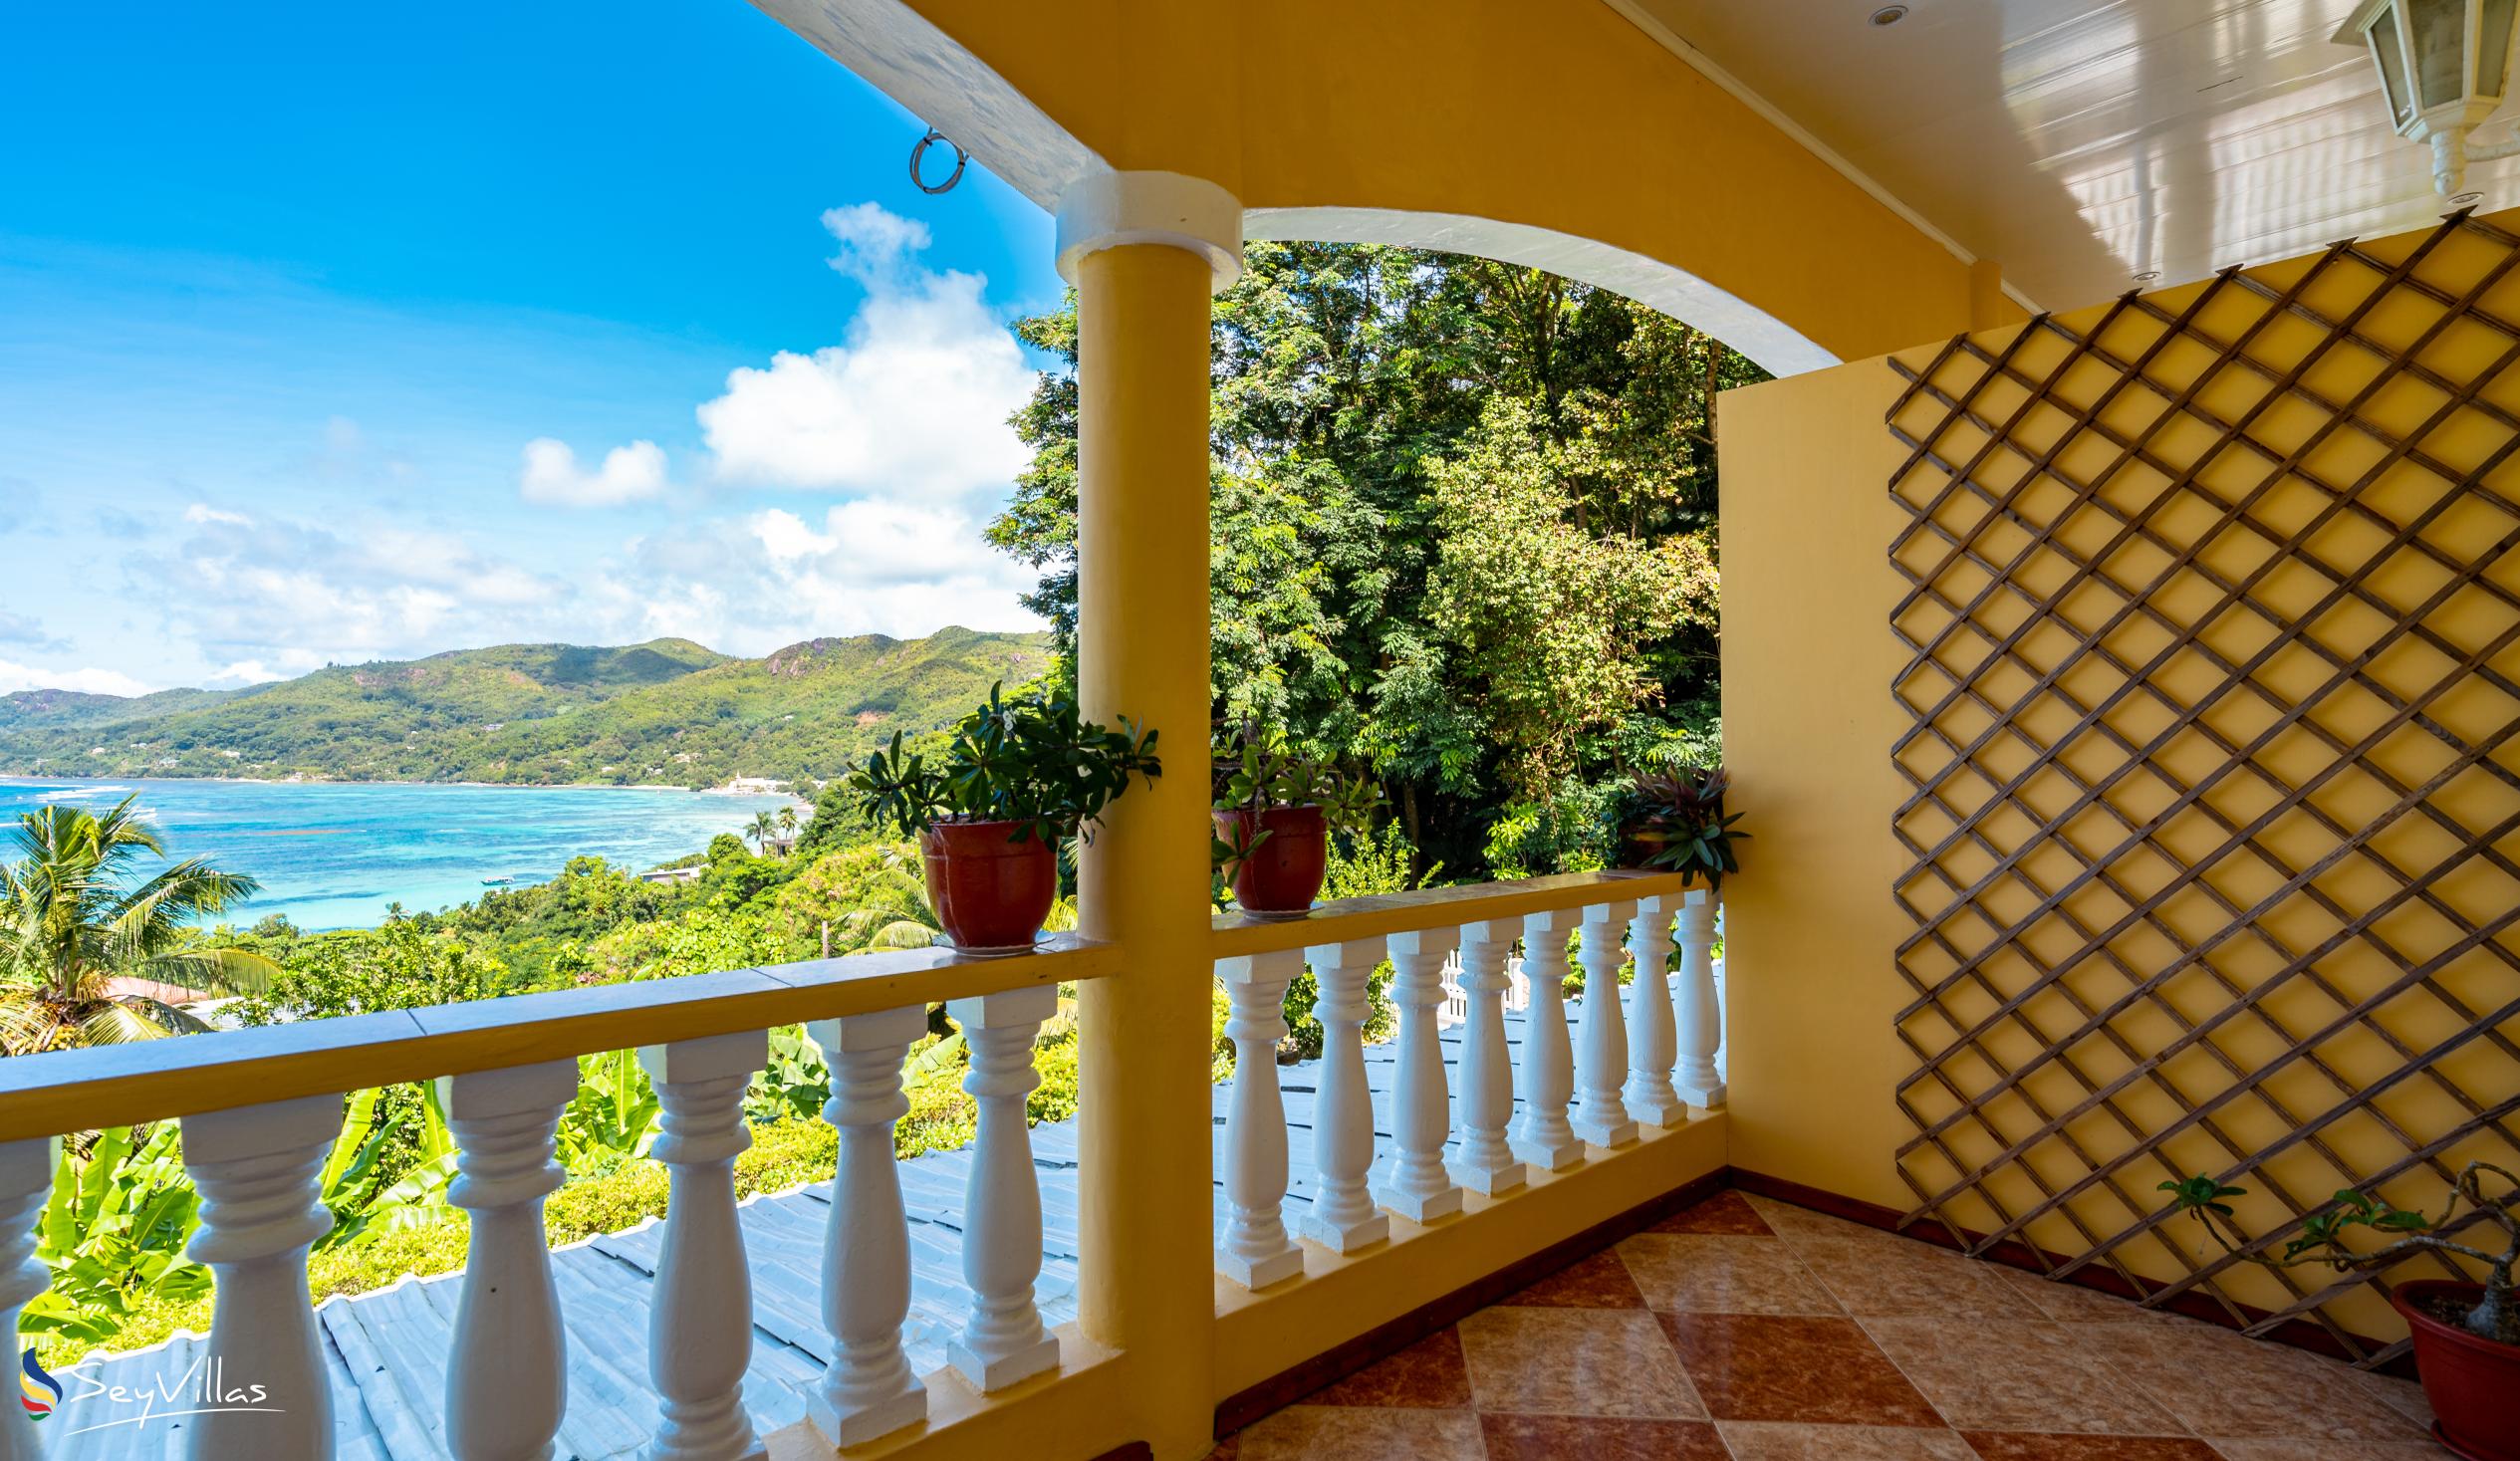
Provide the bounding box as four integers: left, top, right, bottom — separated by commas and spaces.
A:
1055, 170, 1244, 290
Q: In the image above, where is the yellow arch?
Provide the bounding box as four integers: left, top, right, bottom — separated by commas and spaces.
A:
757, 0, 2017, 367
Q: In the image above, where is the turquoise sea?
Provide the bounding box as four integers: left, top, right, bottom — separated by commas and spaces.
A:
0, 777, 799, 931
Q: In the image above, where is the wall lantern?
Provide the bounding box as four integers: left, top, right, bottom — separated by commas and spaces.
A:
2337, 0, 2520, 193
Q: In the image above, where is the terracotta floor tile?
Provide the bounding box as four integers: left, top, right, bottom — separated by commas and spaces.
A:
1740, 1193, 1885, 1242
1478, 1412, 1729, 1460
1458, 1306, 1705, 1419
1617, 1233, 1843, 1315
1799, 1235, 2042, 1321
1658, 1313, 1941, 1427
1994, 1268, 2187, 1325
1304, 1329, 1472, 1408
2344, 1370, 2433, 1429
1231, 1405, 1485, 1461
1959, 1433, 2220, 1460
1202, 1436, 1241, 1461
1861, 1318, 2186, 1435
1717, 1421, 1980, 1459
1649, 1190, 1774, 1235
1505, 1249, 1647, 1308
2202, 1440, 2453, 1460
2079, 1325, 2426, 1442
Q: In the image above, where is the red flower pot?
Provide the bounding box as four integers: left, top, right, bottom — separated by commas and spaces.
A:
921, 820, 1057, 952
1214, 804, 1328, 916
2394, 1281, 2520, 1461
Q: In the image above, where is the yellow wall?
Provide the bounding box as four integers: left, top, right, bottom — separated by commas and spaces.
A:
896, 0, 1981, 363
1721, 206, 2520, 1346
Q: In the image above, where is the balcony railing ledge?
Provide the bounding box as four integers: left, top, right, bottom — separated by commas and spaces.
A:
758, 1323, 1134, 1461
0, 937, 1121, 1141
1209, 1113, 1728, 1403
1208, 868, 1702, 959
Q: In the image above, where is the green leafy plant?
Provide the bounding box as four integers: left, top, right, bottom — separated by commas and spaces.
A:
2161, 1161, 2519, 1344
1209, 720, 1382, 870
1609, 766, 1747, 889
848, 683, 1161, 846
21, 1124, 208, 1345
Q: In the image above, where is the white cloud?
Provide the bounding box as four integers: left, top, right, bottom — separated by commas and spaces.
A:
0, 659, 152, 697
207, 652, 321, 687
695, 205, 1033, 500
519, 438, 669, 507
184, 503, 253, 527
591, 501, 1040, 654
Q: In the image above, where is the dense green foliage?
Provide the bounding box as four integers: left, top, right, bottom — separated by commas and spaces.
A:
990, 242, 1753, 878
0, 628, 1051, 789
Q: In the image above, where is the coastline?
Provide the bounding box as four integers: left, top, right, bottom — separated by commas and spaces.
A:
0, 771, 804, 800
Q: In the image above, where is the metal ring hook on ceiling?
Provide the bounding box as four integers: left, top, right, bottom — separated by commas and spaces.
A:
910, 128, 968, 195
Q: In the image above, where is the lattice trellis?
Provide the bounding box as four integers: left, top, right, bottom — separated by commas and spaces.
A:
1885, 209, 2520, 1365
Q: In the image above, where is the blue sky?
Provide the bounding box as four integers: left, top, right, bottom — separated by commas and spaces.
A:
0, 0, 1064, 695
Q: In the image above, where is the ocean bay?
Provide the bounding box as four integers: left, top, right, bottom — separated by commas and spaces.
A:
0, 777, 798, 931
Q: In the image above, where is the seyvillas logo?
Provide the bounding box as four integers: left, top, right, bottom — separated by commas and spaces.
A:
20, 1349, 61, 1420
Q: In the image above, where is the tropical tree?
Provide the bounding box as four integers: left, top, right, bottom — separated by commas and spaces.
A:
777, 804, 799, 851
746, 811, 778, 854
0, 798, 278, 1054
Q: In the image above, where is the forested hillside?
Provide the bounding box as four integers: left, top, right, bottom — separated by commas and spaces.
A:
0, 628, 1049, 788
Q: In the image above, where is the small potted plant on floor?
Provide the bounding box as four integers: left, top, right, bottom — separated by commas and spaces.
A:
848, 683, 1160, 953
2163, 1161, 2520, 1461
1209, 723, 1380, 917
1607, 765, 1747, 888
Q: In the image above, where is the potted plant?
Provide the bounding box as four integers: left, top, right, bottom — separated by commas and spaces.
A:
1608, 765, 1748, 887
1209, 723, 1380, 916
2163, 1161, 2520, 1460
848, 684, 1160, 953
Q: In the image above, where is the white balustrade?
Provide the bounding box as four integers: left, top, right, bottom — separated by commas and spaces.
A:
1674, 889, 1727, 1108
1218, 949, 1307, 1288
1623, 894, 1686, 1128
0, 1138, 57, 1461
1303, 938, 1391, 1254
181, 1094, 343, 1461
946, 987, 1062, 1390
639, 1032, 770, 1461
1376, 926, 1462, 1223
442, 1060, 577, 1461
1509, 906, 1585, 1171
1448, 918, 1525, 1196
808, 1006, 930, 1444
1572, 900, 1640, 1148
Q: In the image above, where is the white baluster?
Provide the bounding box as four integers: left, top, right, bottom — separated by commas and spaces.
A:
1218, 949, 1306, 1288
0, 1138, 58, 1461
1509, 907, 1584, 1171
1622, 894, 1686, 1127
1303, 939, 1390, 1254
639, 1032, 769, 1461
1572, 900, 1639, 1148
441, 1060, 577, 1461
1375, 927, 1462, 1223
807, 1006, 929, 1444
1674, 889, 1728, 1108
182, 1095, 342, 1461
1448, 918, 1525, 1196
947, 987, 1062, 1390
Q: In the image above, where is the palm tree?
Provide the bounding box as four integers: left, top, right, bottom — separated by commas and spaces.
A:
776, 804, 799, 855
0, 797, 279, 1054
828, 848, 943, 954
746, 811, 777, 854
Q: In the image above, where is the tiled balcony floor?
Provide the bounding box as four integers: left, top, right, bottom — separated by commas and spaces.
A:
1207, 1191, 2449, 1461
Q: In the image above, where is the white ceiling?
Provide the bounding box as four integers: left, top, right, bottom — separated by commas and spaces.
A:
1623, 0, 2520, 313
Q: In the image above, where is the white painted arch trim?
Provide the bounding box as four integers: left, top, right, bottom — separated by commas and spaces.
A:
1248, 206, 1839, 377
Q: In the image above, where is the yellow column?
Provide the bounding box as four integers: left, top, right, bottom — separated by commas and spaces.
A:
1059, 170, 1241, 1461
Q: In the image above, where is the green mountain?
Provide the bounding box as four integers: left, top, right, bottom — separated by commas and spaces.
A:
0, 628, 1053, 789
